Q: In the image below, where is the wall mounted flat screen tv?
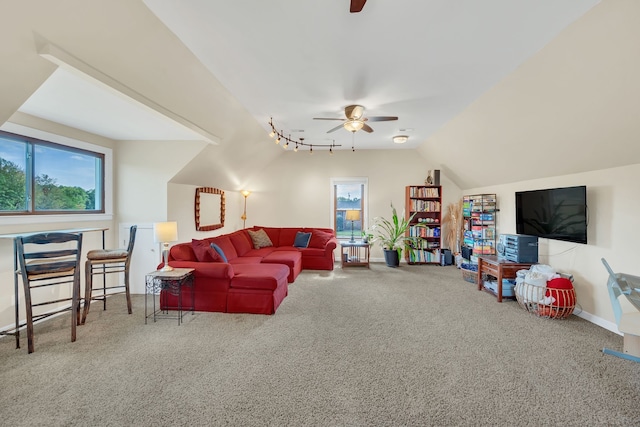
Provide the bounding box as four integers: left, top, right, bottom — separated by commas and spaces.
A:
515, 185, 587, 244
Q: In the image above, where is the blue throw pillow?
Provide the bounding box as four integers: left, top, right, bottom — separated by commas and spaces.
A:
293, 231, 312, 248
210, 243, 228, 263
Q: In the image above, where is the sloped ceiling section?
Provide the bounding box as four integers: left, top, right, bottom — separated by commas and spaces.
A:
0, 0, 284, 189
420, 0, 640, 189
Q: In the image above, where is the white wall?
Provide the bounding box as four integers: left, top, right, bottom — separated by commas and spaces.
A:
167, 183, 245, 243
115, 140, 208, 223
229, 149, 460, 261
466, 163, 640, 331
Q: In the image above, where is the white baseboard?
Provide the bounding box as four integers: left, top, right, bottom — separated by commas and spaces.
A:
575, 309, 621, 335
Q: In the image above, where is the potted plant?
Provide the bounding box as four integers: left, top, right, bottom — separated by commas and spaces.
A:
371, 203, 419, 267
361, 229, 374, 244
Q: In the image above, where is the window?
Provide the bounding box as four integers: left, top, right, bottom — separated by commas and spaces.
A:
331, 178, 368, 240
0, 130, 104, 214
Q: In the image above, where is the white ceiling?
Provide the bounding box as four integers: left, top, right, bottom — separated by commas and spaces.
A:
12, 0, 601, 153
141, 0, 600, 151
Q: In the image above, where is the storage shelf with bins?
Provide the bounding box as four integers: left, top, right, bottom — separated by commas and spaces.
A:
405, 185, 442, 264
462, 194, 497, 264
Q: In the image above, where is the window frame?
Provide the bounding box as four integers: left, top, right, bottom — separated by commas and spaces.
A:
0, 123, 112, 224
330, 177, 368, 241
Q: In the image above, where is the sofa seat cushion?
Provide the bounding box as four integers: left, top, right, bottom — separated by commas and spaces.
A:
231, 264, 289, 290
261, 250, 302, 283
273, 245, 298, 252
229, 256, 264, 265
244, 247, 277, 258
262, 250, 301, 265
297, 247, 326, 257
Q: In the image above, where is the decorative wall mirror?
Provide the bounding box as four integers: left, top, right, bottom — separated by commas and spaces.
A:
195, 187, 225, 231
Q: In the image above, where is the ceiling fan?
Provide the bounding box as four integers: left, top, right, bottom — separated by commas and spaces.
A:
313, 104, 398, 133
350, 0, 367, 13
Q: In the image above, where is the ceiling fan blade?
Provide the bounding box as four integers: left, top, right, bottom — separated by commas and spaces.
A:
367, 116, 398, 122
326, 123, 345, 133
345, 104, 365, 120
350, 0, 367, 13
362, 123, 374, 133
313, 117, 345, 121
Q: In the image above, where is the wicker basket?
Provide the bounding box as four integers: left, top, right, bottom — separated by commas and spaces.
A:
515, 281, 576, 319
461, 264, 478, 284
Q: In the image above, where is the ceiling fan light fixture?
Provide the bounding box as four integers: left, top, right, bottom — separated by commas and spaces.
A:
393, 135, 409, 144
344, 119, 364, 132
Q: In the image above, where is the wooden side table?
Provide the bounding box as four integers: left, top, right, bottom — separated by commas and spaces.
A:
340, 242, 370, 268
477, 255, 534, 302
145, 268, 195, 325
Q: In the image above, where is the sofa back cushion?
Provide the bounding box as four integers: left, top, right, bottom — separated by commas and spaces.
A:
305, 227, 335, 236
169, 243, 197, 261
209, 235, 238, 261
279, 228, 303, 247
192, 239, 224, 262
228, 230, 253, 256
308, 229, 334, 249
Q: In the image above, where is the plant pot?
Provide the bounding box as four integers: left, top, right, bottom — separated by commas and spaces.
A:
383, 249, 400, 268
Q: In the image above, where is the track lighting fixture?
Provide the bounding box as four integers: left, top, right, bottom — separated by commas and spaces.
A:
268, 118, 341, 153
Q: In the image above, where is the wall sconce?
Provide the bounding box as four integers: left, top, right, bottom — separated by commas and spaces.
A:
345, 210, 361, 243
241, 190, 251, 228
153, 221, 178, 271
392, 135, 409, 144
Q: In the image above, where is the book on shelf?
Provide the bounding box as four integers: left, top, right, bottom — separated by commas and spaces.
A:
409, 186, 440, 198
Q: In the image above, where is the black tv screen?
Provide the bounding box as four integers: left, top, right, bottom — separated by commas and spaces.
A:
515, 185, 587, 244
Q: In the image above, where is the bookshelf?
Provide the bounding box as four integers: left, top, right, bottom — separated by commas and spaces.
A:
405, 185, 442, 264
462, 194, 497, 264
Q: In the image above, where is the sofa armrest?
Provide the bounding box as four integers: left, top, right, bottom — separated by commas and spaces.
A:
324, 237, 338, 253
165, 261, 235, 280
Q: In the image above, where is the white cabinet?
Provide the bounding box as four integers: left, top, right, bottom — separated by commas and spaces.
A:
119, 223, 161, 294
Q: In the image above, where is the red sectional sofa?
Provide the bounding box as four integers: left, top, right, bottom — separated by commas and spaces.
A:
160, 227, 337, 315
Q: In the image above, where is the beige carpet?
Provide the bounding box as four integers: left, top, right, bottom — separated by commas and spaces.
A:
0, 264, 638, 426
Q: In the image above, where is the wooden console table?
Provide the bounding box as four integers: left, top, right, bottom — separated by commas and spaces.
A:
477, 255, 534, 302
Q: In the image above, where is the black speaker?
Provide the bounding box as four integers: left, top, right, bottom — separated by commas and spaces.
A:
440, 249, 453, 266
461, 246, 472, 260
433, 169, 440, 186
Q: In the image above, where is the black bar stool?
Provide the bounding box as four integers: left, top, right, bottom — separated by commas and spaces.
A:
16, 232, 83, 354
81, 225, 137, 324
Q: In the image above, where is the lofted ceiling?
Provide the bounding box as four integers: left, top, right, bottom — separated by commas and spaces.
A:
142, 0, 600, 152
18, 67, 210, 142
